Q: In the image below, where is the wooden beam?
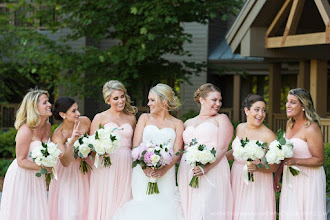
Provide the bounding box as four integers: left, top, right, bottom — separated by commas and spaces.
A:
297, 61, 310, 90
230, 0, 267, 53
268, 63, 281, 129
310, 59, 328, 117
266, 32, 328, 48
282, 0, 305, 45
266, 0, 292, 37
233, 74, 241, 122
226, 0, 256, 44
314, 0, 330, 25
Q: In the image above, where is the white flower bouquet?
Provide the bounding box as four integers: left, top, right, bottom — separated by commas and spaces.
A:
265, 130, 299, 176
68, 133, 94, 175
132, 140, 173, 194
233, 138, 267, 183
183, 138, 216, 188
89, 125, 121, 168
30, 142, 61, 184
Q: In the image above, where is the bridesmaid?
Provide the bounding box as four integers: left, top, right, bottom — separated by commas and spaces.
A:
226, 94, 277, 219
178, 83, 233, 220
274, 88, 326, 219
88, 80, 137, 220
0, 89, 52, 220
48, 97, 91, 220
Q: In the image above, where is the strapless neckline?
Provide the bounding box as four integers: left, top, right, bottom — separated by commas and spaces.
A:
185, 122, 218, 130
145, 124, 175, 132
104, 122, 133, 129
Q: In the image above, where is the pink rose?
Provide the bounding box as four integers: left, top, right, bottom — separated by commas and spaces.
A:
144, 151, 154, 166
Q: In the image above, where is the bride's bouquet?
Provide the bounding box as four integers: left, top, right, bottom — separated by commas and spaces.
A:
89, 125, 121, 168
233, 138, 267, 184
68, 134, 94, 175
265, 130, 300, 177
132, 141, 173, 195
30, 141, 61, 184
183, 138, 216, 188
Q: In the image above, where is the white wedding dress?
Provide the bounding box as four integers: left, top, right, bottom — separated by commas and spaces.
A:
113, 125, 184, 220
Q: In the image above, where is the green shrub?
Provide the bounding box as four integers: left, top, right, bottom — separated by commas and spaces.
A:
0, 128, 17, 158
0, 158, 13, 177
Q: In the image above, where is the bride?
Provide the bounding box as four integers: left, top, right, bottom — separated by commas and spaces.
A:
113, 83, 184, 220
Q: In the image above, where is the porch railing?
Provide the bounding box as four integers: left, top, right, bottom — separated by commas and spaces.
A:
273, 113, 330, 143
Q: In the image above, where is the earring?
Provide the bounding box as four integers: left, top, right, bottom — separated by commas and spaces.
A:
63, 116, 66, 119
302, 109, 305, 111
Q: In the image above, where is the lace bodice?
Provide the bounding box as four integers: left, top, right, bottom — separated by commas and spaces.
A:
142, 125, 176, 148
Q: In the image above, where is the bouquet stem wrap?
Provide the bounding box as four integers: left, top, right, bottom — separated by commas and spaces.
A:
243, 161, 254, 184
147, 176, 159, 194
285, 165, 308, 188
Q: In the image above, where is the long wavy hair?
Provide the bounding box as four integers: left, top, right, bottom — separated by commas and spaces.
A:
287, 88, 321, 128
103, 80, 137, 115
14, 88, 49, 130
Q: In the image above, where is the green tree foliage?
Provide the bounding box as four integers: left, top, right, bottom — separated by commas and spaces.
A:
0, 0, 242, 102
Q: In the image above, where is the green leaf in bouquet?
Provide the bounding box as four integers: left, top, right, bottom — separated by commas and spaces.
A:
74, 152, 78, 159
110, 134, 117, 142
257, 163, 263, 169
29, 152, 32, 157
35, 172, 41, 177
95, 131, 99, 140
42, 142, 47, 148
276, 129, 285, 141
240, 137, 249, 147
99, 124, 104, 129
211, 148, 216, 156
88, 144, 94, 150
78, 152, 84, 158
279, 137, 286, 146
190, 138, 197, 146
132, 160, 138, 168
263, 157, 270, 169
40, 167, 47, 174
83, 133, 88, 138
198, 145, 204, 151
141, 161, 146, 169
78, 137, 84, 145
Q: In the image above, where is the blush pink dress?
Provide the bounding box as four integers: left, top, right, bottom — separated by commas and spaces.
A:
231, 137, 276, 220
88, 123, 133, 220
178, 122, 233, 220
48, 153, 91, 219
279, 138, 326, 219
0, 141, 49, 220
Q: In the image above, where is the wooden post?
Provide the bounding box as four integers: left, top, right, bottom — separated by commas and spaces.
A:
269, 63, 282, 129
297, 61, 310, 90
233, 74, 241, 122
310, 59, 327, 117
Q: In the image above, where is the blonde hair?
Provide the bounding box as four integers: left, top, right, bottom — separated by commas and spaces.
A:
288, 88, 321, 128
194, 83, 221, 104
150, 83, 180, 111
14, 88, 49, 130
102, 80, 137, 115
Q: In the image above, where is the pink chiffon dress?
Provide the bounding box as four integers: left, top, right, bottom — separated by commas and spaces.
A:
231, 136, 276, 220
178, 122, 233, 220
279, 138, 326, 219
0, 141, 49, 220
87, 122, 133, 220
48, 153, 91, 220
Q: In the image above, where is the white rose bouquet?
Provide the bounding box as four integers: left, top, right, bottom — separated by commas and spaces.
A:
182, 138, 216, 188
30, 142, 61, 184
68, 133, 94, 175
265, 130, 300, 176
89, 124, 121, 168
233, 137, 267, 184
132, 140, 173, 194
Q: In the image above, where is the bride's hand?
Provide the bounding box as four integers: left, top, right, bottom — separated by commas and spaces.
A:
143, 167, 154, 178
150, 167, 167, 178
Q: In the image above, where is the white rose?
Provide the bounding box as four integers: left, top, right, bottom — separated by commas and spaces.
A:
199, 150, 213, 164
31, 146, 44, 159
34, 157, 43, 166
282, 145, 293, 158
151, 154, 160, 166
79, 143, 91, 158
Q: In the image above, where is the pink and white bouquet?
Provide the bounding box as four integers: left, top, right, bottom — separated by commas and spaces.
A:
183, 138, 216, 188
68, 133, 94, 175
89, 125, 121, 168
132, 140, 173, 194
233, 138, 267, 184
30, 141, 61, 184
